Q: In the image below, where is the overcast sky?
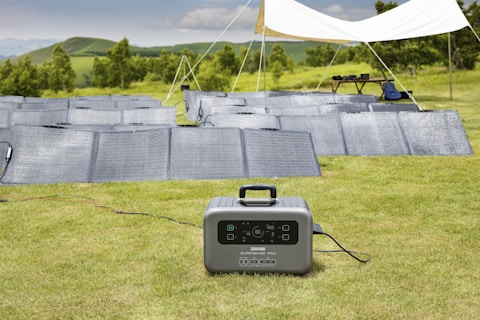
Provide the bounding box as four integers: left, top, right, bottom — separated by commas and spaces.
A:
0, 0, 473, 47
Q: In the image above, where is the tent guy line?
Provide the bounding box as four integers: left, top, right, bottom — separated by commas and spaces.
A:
253, 0, 480, 105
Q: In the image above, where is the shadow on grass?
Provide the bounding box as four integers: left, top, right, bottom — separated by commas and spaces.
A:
203, 260, 327, 278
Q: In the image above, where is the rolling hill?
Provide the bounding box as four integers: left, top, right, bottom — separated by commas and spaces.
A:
19, 36, 321, 65
5, 36, 328, 87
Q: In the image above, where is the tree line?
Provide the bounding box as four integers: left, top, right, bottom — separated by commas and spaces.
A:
1, 0, 479, 96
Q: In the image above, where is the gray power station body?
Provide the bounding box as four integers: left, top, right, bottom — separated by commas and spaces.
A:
204, 185, 313, 275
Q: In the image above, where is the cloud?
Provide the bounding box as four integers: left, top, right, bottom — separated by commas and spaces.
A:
323, 5, 349, 20
177, 6, 258, 30
145, 19, 175, 30
322, 4, 376, 21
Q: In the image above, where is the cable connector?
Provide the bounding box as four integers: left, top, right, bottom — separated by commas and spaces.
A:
313, 223, 323, 234
6, 145, 12, 163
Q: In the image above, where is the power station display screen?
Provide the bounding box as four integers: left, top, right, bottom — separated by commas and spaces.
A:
218, 220, 298, 245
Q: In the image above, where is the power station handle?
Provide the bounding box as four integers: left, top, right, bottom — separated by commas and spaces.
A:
239, 185, 277, 199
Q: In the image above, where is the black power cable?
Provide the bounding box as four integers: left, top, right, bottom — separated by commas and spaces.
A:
0, 194, 370, 263
314, 232, 371, 263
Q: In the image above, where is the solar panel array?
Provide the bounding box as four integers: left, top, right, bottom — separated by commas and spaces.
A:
185, 90, 472, 157
0, 95, 175, 128
0, 125, 320, 184
0, 90, 474, 185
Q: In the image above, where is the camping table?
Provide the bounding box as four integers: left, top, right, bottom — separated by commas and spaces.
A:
328, 78, 393, 99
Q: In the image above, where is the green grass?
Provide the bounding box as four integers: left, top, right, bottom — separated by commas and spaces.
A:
70, 57, 95, 88
1, 65, 479, 319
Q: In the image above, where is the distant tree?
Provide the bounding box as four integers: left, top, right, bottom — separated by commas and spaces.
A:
0, 55, 40, 96
38, 62, 51, 91
152, 50, 182, 84
369, 0, 480, 72
131, 54, 149, 82
47, 44, 76, 93
374, 0, 398, 13
92, 38, 134, 89
239, 47, 255, 74
366, 1, 442, 74
196, 60, 230, 91
270, 61, 284, 87
92, 56, 110, 88
252, 49, 263, 72
180, 48, 197, 65
0, 59, 13, 80
305, 44, 325, 67
108, 38, 133, 89
269, 43, 294, 71
304, 43, 338, 67
440, 0, 480, 70
214, 44, 240, 75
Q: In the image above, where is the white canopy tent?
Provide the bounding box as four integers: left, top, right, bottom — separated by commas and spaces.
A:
254, 0, 480, 103
255, 0, 473, 43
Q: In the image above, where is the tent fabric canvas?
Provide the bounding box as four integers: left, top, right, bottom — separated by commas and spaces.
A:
256, 0, 471, 43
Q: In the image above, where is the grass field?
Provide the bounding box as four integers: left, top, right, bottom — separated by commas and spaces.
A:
1, 65, 479, 319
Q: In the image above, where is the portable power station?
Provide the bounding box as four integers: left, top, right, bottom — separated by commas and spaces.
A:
203, 185, 313, 275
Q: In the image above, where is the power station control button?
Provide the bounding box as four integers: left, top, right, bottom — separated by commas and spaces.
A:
252, 226, 264, 238
282, 234, 290, 241
227, 234, 235, 241
226, 224, 235, 231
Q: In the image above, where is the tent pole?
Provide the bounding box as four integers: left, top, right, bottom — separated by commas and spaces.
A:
365, 42, 421, 109
257, 28, 266, 92
448, 33, 453, 100
263, 29, 267, 92
232, 39, 254, 92
315, 44, 342, 91
165, 0, 253, 101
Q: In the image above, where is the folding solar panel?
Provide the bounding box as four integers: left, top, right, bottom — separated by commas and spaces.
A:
0, 96, 24, 103
210, 113, 280, 130
10, 109, 69, 126
0, 109, 10, 128
197, 97, 247, 123
243, 129, 321, 178
227, 91, 271, 99
20, 101, 69, 110
122, 107, 176, 126
67, 109, 122, 125
24, 97, 69, 103
110, 95, 152, 101
0, 102, 21, 110
0, 128, 12, 181
183, 90, 227, 121
113, 124, 171, 131
398, 111, 473, 155
330, 103, 369, 113
368, 103, 420, 112
279, 115, 346, 155
1, 126, 95, 184
333, 94, 378, 104
69, 99, 116, 109
209, 106, 267, 115
169, 127, 245, 180
243, 95, 292, 107
199, 97, 245, 108
340, 112, 410, 155
266, 105, 320, 116
0, 128, 11, 147
289, 94, 336, 106
71, 95, 112, 101
91, 128, 170, 182
115, 99, 161, 109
